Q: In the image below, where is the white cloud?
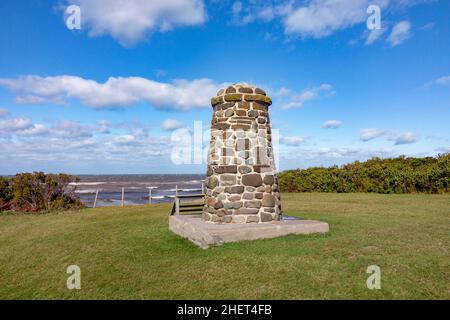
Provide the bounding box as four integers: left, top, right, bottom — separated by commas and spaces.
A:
0, 117, 33, 131
390, 131, 418, 145
231, 1, 430, 43
230, 2, 289, 26
283, 0, 389, 38
0, 117, 172, 168
52, 120, 93, 138
258, 7, 275, 21
162, 119, 184, 131
16, 124, 49, 137
0, 117, 50, 139
360, 128, 386, 141
113, 134, 137, 145
0, 75, 225, 111
365, 27, 386, 45
0, 118, 93, 139
278, 83, 334, 109
97, 120, 111, 134
280, 136, 307, 147
322, 120, 342, 129
387, 21, 411, 46
68, 0, 207, 46
0, 108, 10, 118
361, 128, 419, 145
425, 75, 450, 87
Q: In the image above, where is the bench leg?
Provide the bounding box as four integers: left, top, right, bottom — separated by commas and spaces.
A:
175, 198, 180, 215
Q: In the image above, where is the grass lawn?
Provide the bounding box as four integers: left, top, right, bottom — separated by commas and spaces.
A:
0, 193, 449, 299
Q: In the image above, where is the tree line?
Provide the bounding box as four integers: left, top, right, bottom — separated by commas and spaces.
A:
279, 154, 450, 194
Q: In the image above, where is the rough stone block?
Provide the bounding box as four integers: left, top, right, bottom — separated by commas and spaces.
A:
224, 185, 245, 194
220, 174, 236, 186
262, 194, 276, 207
242, 174, 263, 187
224, 94, 243, 102
263, 174, 274, 185
214, 165, 237, 174
244, 200, 262, 208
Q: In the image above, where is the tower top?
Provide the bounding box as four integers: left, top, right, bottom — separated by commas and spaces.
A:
211, 83, 272, 108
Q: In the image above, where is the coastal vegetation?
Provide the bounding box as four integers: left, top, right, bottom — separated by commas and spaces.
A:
279, 154, 450, 194
0, 172, 83, 213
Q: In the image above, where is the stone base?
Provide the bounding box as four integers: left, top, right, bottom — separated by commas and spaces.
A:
169, 215, 329, 249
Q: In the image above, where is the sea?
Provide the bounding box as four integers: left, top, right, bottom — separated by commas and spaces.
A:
70, 174, 206, 208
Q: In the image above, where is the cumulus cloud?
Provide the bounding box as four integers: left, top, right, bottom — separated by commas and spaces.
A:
283, 0, 391, 38
322, 120, 342, 129
280, 135, 307, 146
387, 21, 411, 46
0, 116, 172, 168
360, 128, 386, 141
278, 83, 334, 109
230, 1, 290, 26
67, 0, 207, 46
390, 131, 418, 145
361, 128, 419, 145
0, 117, 33, 132
16, 124, 49, 137
230, 0, 430, 44
162, 119, 184, 131
0, 118, 98, 140
0, 117, 49, 139
0, 75, 225, 111
113, 134, 138, 145
52, 120, 93, 138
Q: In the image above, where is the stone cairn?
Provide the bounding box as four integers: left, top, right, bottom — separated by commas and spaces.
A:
203, 83, 281, 223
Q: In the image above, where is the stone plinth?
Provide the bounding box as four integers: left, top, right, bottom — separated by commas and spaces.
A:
203, 84, 281, 224
170, 215, 330, 249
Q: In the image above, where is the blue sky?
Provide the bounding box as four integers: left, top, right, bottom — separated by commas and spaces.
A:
0, 0, 449, 174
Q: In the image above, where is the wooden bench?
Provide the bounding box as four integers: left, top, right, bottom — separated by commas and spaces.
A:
170, 194, 205, 215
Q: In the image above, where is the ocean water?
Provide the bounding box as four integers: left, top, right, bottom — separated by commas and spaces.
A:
70, 174, 205, 207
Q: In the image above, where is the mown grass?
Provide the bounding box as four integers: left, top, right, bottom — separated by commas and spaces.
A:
0, 193, 448, 299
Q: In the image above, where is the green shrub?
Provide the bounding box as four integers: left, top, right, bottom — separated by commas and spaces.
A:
0, 172, 83, 213
279, 153, 450, 194
0, 177, 13, 211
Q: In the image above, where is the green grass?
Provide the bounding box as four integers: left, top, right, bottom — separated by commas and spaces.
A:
0, 193, 449, 299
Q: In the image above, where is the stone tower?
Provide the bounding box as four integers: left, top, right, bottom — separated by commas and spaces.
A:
203, 83, 281, 223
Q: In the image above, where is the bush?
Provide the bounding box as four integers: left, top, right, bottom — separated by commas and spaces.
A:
0, 172, 83, 213
0, 177, 13, 211
279, 153, 450, 194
